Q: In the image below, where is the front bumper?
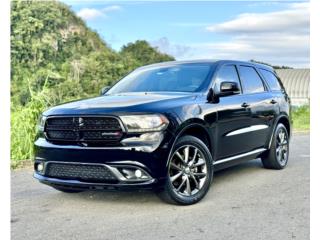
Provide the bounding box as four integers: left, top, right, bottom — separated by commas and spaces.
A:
34, 172, 157, 191
34, 137, 173, 189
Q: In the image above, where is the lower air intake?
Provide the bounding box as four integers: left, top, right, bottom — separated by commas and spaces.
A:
46, 163, 117, 183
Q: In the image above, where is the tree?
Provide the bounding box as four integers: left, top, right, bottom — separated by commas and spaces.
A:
120, 40, 175, 67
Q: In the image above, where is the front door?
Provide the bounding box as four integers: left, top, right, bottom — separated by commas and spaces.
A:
215, 93, 254, 159
203, 64, 254, 159
234, 64, 277, 150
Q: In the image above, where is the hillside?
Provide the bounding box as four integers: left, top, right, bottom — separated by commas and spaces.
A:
10, 0, 174, 165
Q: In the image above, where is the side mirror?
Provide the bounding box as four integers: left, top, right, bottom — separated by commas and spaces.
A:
100, 86, 110, 95
218, 81, 240, 97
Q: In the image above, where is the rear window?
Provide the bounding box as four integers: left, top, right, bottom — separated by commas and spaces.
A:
260, 69, 282, 91
238, 66, 265, 94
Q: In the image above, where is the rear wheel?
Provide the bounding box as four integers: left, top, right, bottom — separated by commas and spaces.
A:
158, 135, 213, 205
261, 123, 289, 169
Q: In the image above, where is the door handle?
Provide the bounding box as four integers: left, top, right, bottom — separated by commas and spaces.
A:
270, 99, 277, 104
241, 102, 250, 108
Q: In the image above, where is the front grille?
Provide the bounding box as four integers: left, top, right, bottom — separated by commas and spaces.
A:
46, 163, 117, 183
45, 116, 124, 146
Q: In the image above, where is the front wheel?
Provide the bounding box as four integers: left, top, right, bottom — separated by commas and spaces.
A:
261, 123, 289, 169
158, 135, 213, 205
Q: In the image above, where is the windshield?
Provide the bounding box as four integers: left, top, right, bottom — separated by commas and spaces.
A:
108, 63, 213, 94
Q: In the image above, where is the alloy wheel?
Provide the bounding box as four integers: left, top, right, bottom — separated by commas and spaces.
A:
169, 145, 208, 196
276, 128, 289, 166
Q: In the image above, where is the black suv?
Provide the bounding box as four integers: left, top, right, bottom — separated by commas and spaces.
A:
34, 60, 291, 205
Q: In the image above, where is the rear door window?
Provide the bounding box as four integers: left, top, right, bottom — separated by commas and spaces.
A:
238, 66, 265, 94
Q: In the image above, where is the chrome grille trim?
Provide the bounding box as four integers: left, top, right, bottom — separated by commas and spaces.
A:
44, 115, 126, 146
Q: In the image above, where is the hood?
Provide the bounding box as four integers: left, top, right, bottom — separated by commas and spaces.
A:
43, 92, 198, 116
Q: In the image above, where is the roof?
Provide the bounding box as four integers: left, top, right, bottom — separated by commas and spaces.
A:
140, 59, 273, 71
139, 59, 219, 69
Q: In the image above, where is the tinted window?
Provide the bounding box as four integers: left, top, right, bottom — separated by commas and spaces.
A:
108, 64, 212, 94
214, 65, 241, 92
238, 66, 265, 94
260, 69, 282, 91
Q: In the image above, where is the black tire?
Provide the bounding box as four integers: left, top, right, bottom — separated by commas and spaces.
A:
261, 123, 289, 169
53, 186, 84, 193
158, 135, 214, 205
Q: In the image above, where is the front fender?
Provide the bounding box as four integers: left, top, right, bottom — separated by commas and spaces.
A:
165, 119, 213, 167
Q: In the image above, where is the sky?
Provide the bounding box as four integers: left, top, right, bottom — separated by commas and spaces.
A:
62, 0, 310, 68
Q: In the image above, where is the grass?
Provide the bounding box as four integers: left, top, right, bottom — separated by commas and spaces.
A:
11, 80, 52, 169
292, 105, 310, 131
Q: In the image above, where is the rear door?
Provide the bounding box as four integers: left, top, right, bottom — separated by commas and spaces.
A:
236, 65, 278, 150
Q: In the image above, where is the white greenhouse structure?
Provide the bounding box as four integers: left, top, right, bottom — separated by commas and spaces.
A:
275, 69, 310, 106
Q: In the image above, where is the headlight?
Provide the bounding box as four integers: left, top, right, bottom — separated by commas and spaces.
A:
120, 114, 169, 133
37, 115, 47, 132
121, 132, 164, 152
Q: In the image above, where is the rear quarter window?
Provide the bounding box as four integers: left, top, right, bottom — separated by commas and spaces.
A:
259, 69, 282, 91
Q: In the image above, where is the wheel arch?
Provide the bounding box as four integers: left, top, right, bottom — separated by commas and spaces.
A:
268, 114, 291, 149
277, 116, 291, 138
166, 119, 213, 167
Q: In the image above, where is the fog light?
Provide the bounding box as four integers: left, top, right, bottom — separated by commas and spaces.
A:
135, 169, 142, 178
118, 167, 151, 181
37, 162, 44, 172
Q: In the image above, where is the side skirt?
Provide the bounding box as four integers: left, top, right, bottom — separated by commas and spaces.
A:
213, 148, 267, 171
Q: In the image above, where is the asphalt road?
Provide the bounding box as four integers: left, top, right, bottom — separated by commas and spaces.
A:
11, 133, 309, 240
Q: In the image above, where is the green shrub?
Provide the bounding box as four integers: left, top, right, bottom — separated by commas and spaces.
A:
11, 80, 52, 168
292, 105, 310, 131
